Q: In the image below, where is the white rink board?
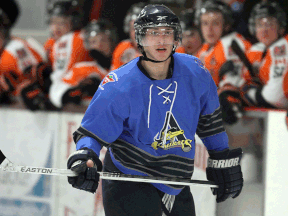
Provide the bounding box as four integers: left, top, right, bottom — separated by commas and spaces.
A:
0, 109, 59, 216
56, 112, 105, 216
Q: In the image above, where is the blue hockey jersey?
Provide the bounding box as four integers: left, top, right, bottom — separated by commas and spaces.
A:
74, 53, 229, 195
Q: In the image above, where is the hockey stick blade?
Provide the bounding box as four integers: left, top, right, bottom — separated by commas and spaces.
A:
0, 150, 218, 188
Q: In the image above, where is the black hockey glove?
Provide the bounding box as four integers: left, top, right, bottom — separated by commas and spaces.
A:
78, 77, 102, 97
206, 148, 243, 203
218, 84, 243, 125
20, 81, 57, 111
67, 148, 102, 193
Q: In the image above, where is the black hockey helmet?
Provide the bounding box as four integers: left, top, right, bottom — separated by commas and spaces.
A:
123, 2, 146, 34
134, 5, 182, 47
248, 1, 286, 36
134, 4, 182, 63
84, 19, 118, 51
195, 0, 234, 28
0, 0, 19, 28
47, 0, 83, 30
0, 0, 20, 40
179, 8, 197, 32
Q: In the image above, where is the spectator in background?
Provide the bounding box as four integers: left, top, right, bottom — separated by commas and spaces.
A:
176, 8, 203, 56
110, 2, 144, 70
0, 0, 55, 111
240, 2, 288, 112
49, 19, 117, 110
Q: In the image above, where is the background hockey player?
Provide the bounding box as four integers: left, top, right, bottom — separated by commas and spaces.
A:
49, 19, 117, 111
0, 0, 55, 111
48, 0, 95, 108
240, 1, 288, 110
195, 0, 251, 125
176, 8, 202, 56
110, 2, 144, 70
66, 4, 243, 216
44, 0, 82, 67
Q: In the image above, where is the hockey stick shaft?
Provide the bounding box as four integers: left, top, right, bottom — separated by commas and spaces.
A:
0, 150, 218, 188
231, 40, 256, 78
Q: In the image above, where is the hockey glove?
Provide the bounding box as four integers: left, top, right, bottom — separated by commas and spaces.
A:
218, 84, 243, 125
67, 148, 102, 193
21, 81, 57, 111
78, 77, 102, 97
240, 82, 275, 108
206, 148, 243, 203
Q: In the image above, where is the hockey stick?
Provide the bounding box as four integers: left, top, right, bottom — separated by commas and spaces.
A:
0, 150, 217, 188
231, 40, 256, 79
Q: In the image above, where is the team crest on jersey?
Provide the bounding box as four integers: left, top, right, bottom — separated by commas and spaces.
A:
274, 45, 286, 56
99, 72, 118, 90
195, 58, 209, 73
151, 112, 192, 152
16, 48, 28, 59
58, 41, 67, 49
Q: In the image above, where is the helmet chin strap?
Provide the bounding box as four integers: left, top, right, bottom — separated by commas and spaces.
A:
138, 44, 176, 63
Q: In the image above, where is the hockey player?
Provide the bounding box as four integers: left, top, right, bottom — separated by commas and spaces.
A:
240, 2, 288, 112
44, 0, 82, 66
0, 0, 55, 111
49, 19, 117, 110
66, 4, 243, 216
110, 2, 144, 70
195, 0, 251, 86
176, 8, 202, 56
195, 0, 251, 125
48, 2, 94, 104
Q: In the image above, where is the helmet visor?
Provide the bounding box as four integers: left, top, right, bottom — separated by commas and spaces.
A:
138, 27, 176, 46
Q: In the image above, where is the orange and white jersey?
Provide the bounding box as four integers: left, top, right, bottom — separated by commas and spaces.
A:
110, 39, 141, 71
50, 31, 93, 83
244, 35, 288, 108
44, 37, 56, 66
175, 46, 186, 54
49, 61, 108, 108
196, 32, 251, 86
0, 37, 44, 96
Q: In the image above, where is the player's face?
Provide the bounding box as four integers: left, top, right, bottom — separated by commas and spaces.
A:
49, 16, 72, 41
88, 32, 112, 57
182, 29, 202, 55
255, 17, 280, 47
142, 27, 175, 61
200, 12, 224, 46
